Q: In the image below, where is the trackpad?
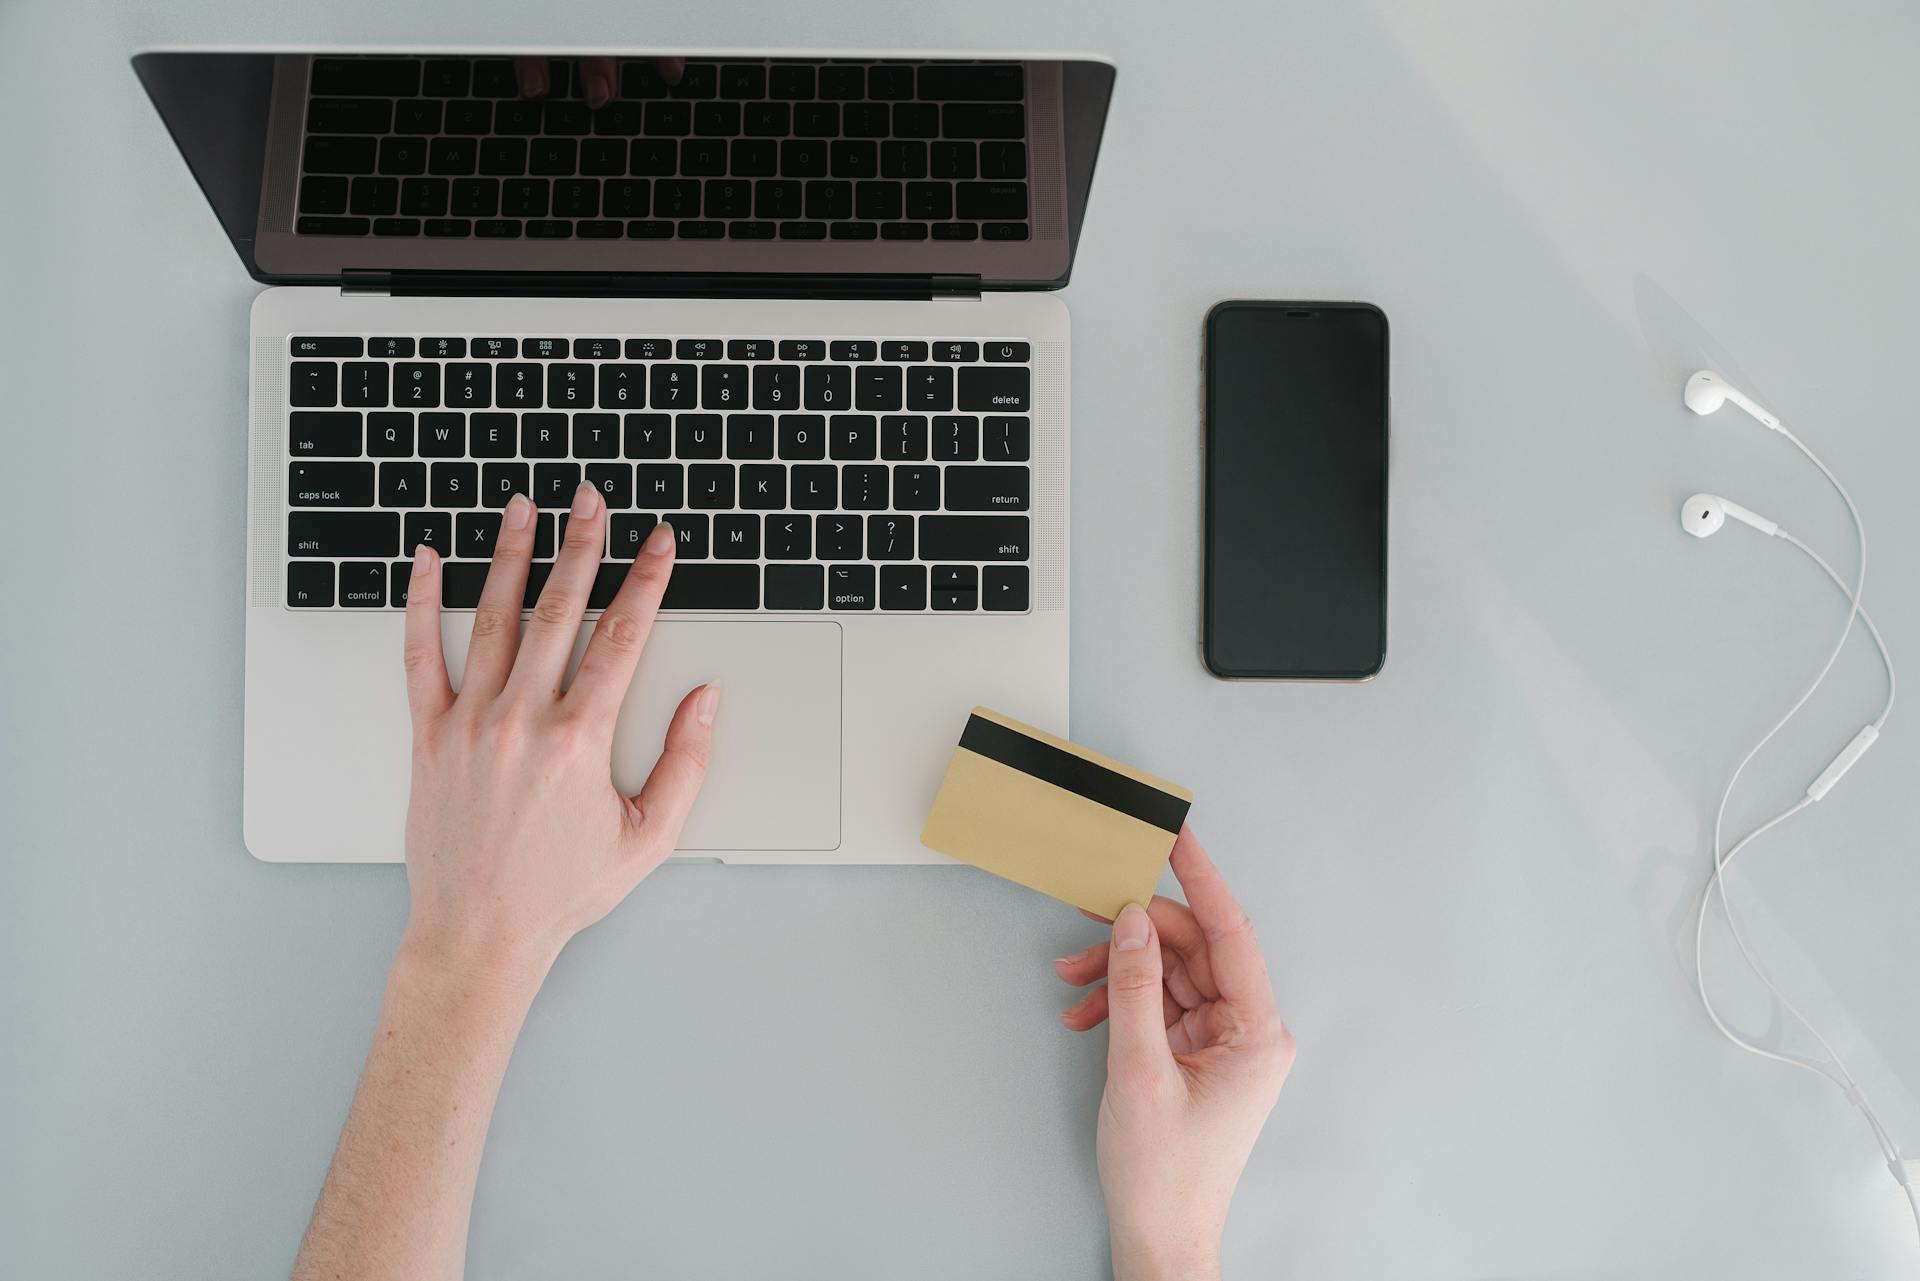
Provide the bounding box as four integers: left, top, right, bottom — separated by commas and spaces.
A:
604, 620, 841, 851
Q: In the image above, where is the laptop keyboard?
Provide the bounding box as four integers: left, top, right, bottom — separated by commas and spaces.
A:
293, 57, 1032, 244
284, 334, 1035, 614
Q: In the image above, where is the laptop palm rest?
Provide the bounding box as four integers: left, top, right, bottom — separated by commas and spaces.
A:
441, 619, 843, 853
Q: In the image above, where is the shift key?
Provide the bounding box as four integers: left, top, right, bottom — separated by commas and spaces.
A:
288, 511, 399, 557
957, 366, 1029, 412
918, 515, 1029, 561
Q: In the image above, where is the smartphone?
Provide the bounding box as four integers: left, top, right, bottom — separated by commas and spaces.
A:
1203, 301, 1388, 679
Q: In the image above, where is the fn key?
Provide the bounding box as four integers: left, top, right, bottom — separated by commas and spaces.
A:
287, 562, 334, 607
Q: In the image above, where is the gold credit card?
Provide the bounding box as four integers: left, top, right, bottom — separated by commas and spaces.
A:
920, 708, 1194, 918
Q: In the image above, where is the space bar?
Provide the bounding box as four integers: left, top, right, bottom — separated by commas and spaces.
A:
591, 563, 760, 610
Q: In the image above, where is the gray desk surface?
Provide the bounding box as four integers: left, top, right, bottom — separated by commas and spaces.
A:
6, 1, 1920, 1277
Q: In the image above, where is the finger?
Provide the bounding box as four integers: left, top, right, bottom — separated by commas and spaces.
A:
1061, 898, 1218, 999
513, 56, 550, 98
507, 484, 605, 699
579, 56, 617, 108
1104, 903, 1176, 1080
460, 494, 536, 701
1170, 827, 1275, 1007
567, 521, 675, 722
1062, 983, 1183, 1033
401, 543, 453, 724
655, 56, 687, 86
629, 682, 720, 855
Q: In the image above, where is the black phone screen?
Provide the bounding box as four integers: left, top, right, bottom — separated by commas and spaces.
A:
1203, 301, 1388, 679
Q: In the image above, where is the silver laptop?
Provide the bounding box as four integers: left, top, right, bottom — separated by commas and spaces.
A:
135, 48, 1114, 865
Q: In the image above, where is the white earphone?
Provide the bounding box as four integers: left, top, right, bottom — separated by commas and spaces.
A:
1678, 371, 1916, 1246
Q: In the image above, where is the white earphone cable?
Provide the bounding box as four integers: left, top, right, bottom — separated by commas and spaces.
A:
1690, 425, 1916, 1244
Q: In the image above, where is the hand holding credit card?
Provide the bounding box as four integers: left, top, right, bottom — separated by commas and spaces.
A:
920, 708, 1194, 918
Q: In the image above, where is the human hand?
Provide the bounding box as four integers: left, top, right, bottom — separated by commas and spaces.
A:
513, 55, 686, 109
1054, 830, 1295, 1281
399, 488, 716, 988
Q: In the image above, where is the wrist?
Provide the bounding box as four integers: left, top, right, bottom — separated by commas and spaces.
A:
394, 920, 559, 1014
1110, 1223, 1223, 1281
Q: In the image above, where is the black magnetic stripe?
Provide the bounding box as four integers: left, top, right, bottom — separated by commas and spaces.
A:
958, 715, 1190, 834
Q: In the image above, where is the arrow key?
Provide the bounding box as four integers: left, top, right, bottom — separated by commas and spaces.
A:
983, 564, 1028, 612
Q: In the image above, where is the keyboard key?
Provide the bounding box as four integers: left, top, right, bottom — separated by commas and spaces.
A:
930, 143, 977, 179
624, 413, 672, 458
394, 362, 440, 407
572, 413, 620, 458
417, 413, 463, 457
405, 511, 452, 558
830, 415, 877, 460
650, 363, 697, 409
380, 461, 428, 507
880, 142, 927, 179
985, 416, 1031, 461
701, 364, 748, 409
790, 465, 836, 509
478, 138, 527, 175
942, 103, 1025, 139
934, 341, 980, 363
387, 558, 415, 607
713, 514, 759, 559
440, 563, 488, 607
533, 462, 581, 508
289, 411, 360, 456
778, 340, 825, 362
882, 341, 928, 363
893, 103, 940, 139
983, 564, 1029, 611
931, 222, 978, 241
288, 510, 398, 558
308, 98, 392, 133
957, 182, 1027, 221
371, 217, 422, 237
983, 222, 1030, 241
879, 564, 926, 611
905, 366, 953, 411
481, 463, 531, 508
880, 415, 928, 461
296, 214, 372, 236
425, 218, 472, 237
919, 516, 1029, 562
866, 514, 913, 560
290, 362, 338, 407
338, 562, 387, 608
753, 364, 799, 410
728, 415, 775, 460
573, 338, 621, 360
470, 413, 516, 458
827, 564, 876, 610
676, 414, 723, 459
769, 65, 815, 99
881, 222, 929, 242
286, 561, 334, 607
917, 64, 1024, 100
495, 363, 542, 408
367, 412, 413, 457
932, 415, 979, 461
476, 219, 522, 238
855, 366, 902, 411
817, 515, 862, 560
585, 462, 632, 508
368, 337, 414, 359
378, 137, 429, 176
287, 459, 373, 509
818, 65, 864, 100
304, 136, 377, 174
445, 362, 490, 407
661, 564, 758, 610
944, 465, 1030, 511
637, 463, 684, 507
547, 363, 594, 408
933, 565, 977, 591
457, 511, 502, 556
740, 463, 784, 508
720, 64, 767, 99
688, 463, 734, 508
842, 464, 889, 511
904, 182, 952, 220
779, 415, 826, 460
609, 513, 659, 558
672, 515, 709, 559
892, 464, 939, 510
291, 336, 362, 358
980, 142, 1028, 180
431, 461, 477, 508
310, 57, 419, 96
521, 414, 568, 459
803, 365, 851, 411
958, 366, 1030, 412
764, 514, 811, 559
764, 563, 823, 609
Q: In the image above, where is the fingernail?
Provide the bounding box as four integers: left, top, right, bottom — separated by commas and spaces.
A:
571, 482, 600, 519
586, 75, 611, 108
1113, 903, 1150, 952
696, 681, 721, 726
411, 543, 437, 576
642, 521, 674, 556
504, 493, 532, 530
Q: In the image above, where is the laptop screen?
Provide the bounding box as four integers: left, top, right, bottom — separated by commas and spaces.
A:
133, 51, 1116, 291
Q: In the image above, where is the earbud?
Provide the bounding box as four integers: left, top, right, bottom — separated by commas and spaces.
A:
1684, 371, 1782, 431
1681, 492, 1779, 539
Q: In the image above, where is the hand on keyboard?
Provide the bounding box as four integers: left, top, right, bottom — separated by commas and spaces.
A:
397, 487, 716, 980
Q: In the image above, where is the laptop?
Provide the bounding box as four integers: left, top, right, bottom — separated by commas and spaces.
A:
133, 48, 1115, 865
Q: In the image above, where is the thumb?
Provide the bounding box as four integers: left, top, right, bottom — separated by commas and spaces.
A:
1105, 902, 1174, 1078
631, 682, 719, 850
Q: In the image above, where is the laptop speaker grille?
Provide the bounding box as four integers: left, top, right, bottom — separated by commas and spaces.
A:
1036, 340, 1066, 612
251, 337, 282, 608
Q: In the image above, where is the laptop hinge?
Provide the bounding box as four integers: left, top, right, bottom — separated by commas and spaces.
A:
327, 271, 983, 302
